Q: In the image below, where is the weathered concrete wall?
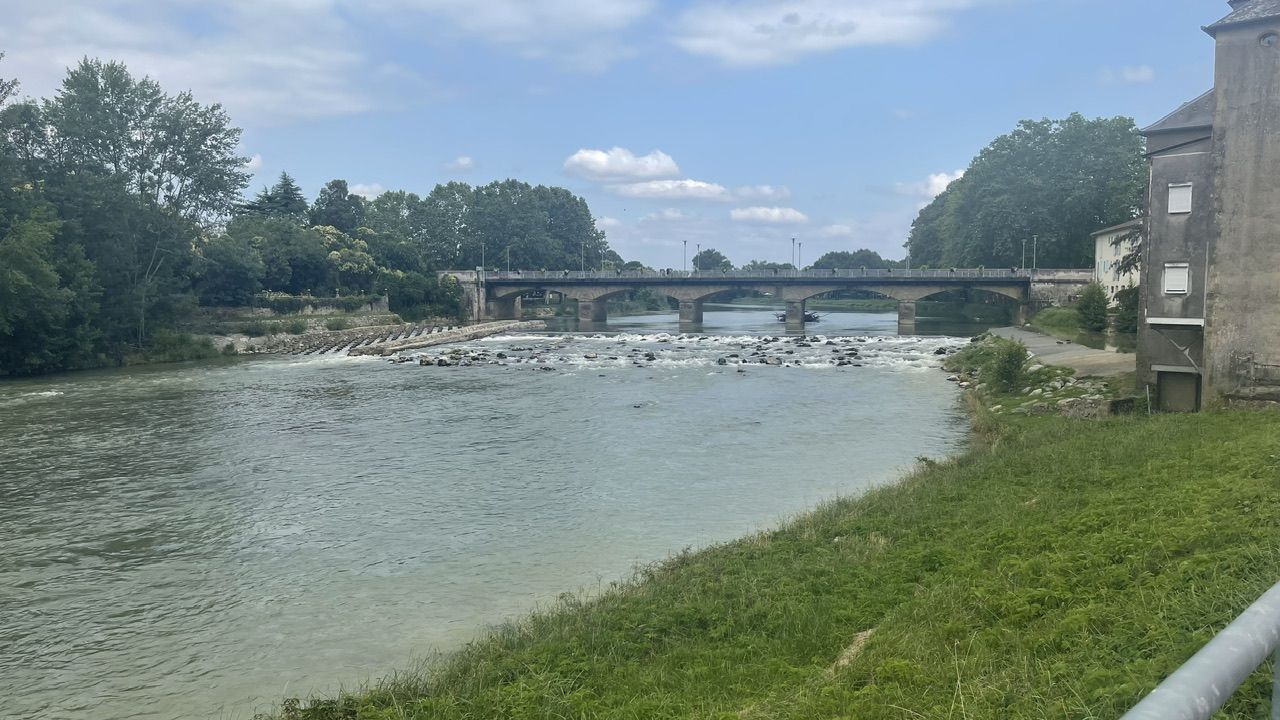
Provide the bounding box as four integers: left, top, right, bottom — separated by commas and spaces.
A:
1203, 16, 1280, 403
1136, 140, 1214, 388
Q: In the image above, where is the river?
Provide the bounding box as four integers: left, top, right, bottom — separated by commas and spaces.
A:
0, 306, 982, 719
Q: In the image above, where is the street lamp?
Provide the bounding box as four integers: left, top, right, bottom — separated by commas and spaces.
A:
683, 240, 687, 273
1021, 237, 1027, 271
798, 241, 803, 270
506, 246, 511, 273
1032, 234, 1039, 272
791, 237, 796, 268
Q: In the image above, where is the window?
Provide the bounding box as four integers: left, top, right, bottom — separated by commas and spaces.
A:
1164, 262, 1190, 295
1168, 183, 1193, 214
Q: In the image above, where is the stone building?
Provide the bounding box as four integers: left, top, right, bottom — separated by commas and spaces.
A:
1091, 219, 1141, 303
1137, 0, 1280, 411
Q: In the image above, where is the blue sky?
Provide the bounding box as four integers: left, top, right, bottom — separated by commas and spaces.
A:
3, 0, 1225, 268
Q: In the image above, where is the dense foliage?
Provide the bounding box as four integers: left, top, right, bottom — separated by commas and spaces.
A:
809, 249, 898, 270
0, 57, 614, 376
907, 114, 1146, 268
691, 248, 731, 272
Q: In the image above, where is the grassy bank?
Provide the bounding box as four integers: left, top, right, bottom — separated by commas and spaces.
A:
269, 382, 1280, 719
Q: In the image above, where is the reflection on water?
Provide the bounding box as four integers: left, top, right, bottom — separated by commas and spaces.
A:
0, 307, 971, 720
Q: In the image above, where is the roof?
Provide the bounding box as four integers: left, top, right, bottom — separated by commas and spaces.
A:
1205, 0, 1280, 35
1091, 219, 1143, 238
1142, 90, 1216, 135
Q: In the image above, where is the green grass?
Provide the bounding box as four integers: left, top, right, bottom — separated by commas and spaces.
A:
1030, 306, 1083, 340
266, 394, 1280, 719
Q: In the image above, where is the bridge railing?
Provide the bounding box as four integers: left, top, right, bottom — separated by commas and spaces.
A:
474, 268, 1042, 282
1120, 579, 1280, 720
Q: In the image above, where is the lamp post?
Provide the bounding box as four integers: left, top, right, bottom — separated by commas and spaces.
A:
1021, 237, 1027, 271
506, 246, 511, 273
798, 241, 803, 270
791, 237, 796, 268
1032, 234, 1039, 272
683, 240, 687, 273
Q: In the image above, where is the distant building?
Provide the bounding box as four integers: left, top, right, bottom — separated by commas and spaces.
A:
1091, 219, 1141, 303
1137, 0, 1280, 412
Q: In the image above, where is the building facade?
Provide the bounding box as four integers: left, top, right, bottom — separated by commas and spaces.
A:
1091, 219, 1141, 303
1137, 0, 1280, 411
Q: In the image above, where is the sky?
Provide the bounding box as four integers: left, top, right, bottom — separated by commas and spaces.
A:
1, 0, 1227, 269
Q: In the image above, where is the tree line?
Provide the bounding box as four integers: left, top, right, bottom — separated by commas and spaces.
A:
687, 248, 900, 273
0, 56, 613, 376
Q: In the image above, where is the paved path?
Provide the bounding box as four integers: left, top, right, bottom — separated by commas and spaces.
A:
990, 327, 1135, 377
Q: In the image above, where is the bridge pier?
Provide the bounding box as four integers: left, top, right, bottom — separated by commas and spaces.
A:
484, 295, 521, 321
1013, 303, 1029, 327
678, 300, 704, 332
577, 299, 608, 331
785, 300, 807, 333
897, 301, 917, 335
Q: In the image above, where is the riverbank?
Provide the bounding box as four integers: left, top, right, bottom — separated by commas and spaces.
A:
266, 348, 1280, 719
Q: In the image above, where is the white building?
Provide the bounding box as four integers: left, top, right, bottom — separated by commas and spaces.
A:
1091, 219, 1141, 303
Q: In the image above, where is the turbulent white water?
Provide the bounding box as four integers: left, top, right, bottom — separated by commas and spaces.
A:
0, 308, 974, 720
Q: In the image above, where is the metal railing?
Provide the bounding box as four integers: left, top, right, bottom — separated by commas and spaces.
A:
471, 268, 1044, 282
1122, 580, 1280, 719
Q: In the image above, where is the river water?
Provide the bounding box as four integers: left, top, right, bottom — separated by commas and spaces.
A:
0, 307, 979, 719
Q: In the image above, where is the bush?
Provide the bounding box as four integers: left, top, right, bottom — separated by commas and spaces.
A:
1077, 282, 1109, 332
986, 338, 1027, 391
237, 320, 269, 337
282, 318, 309, 335
324, 317, 352, 332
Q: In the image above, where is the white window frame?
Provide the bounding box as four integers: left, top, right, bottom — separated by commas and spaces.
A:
1168, 183, 1193, 214
1163, 262, 1190, 295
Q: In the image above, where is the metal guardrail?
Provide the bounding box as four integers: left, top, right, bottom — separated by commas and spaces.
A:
1122, 580, 1280, 719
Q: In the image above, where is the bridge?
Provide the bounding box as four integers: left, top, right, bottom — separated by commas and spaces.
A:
443, 268, 1094, 334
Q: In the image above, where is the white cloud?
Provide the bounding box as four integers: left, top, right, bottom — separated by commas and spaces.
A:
446, 155, 475, 172
1102, 65, 1155, 84
816, 223, 855, 238
0, 0, 651, 127
368, 0, 655, 71
734, 184, 792, 200
350, 183, 386, 199
245, 154, 264, 171
564, 147, 681, 181
642, 208, 689, 221
596, 216, 623, 230
607, 178, 730, 201
730, 206, 810, 224
672, 0, 991, 67
896, 168, 964, 207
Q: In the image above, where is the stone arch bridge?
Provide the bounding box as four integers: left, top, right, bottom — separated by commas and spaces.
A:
442, 268, 1093, 334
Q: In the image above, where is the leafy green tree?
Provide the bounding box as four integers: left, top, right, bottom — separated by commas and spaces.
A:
1077, 282, 1109, 332
309, 179, 365, 233
906, 114, 1144, 268
43, 58, 248, 220
195, 233, 265, 306
740, 260, 794, 271
811, 249, 894, 269
693, 248, 732, 271
314, 225, 376, 294
0, 206, 100, 375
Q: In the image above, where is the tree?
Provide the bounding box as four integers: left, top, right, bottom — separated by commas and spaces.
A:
195, 233, 265, 306
309, 179, 365, 233
1077, 282, 1109, 332
1113, 286, 1139, 334
906, 114, 1145, 269
43, 58, 249, 220
238, 172, 308, 220
740, 260, 794, 272
693, 248, 732, 271
811, 249, 894, 269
